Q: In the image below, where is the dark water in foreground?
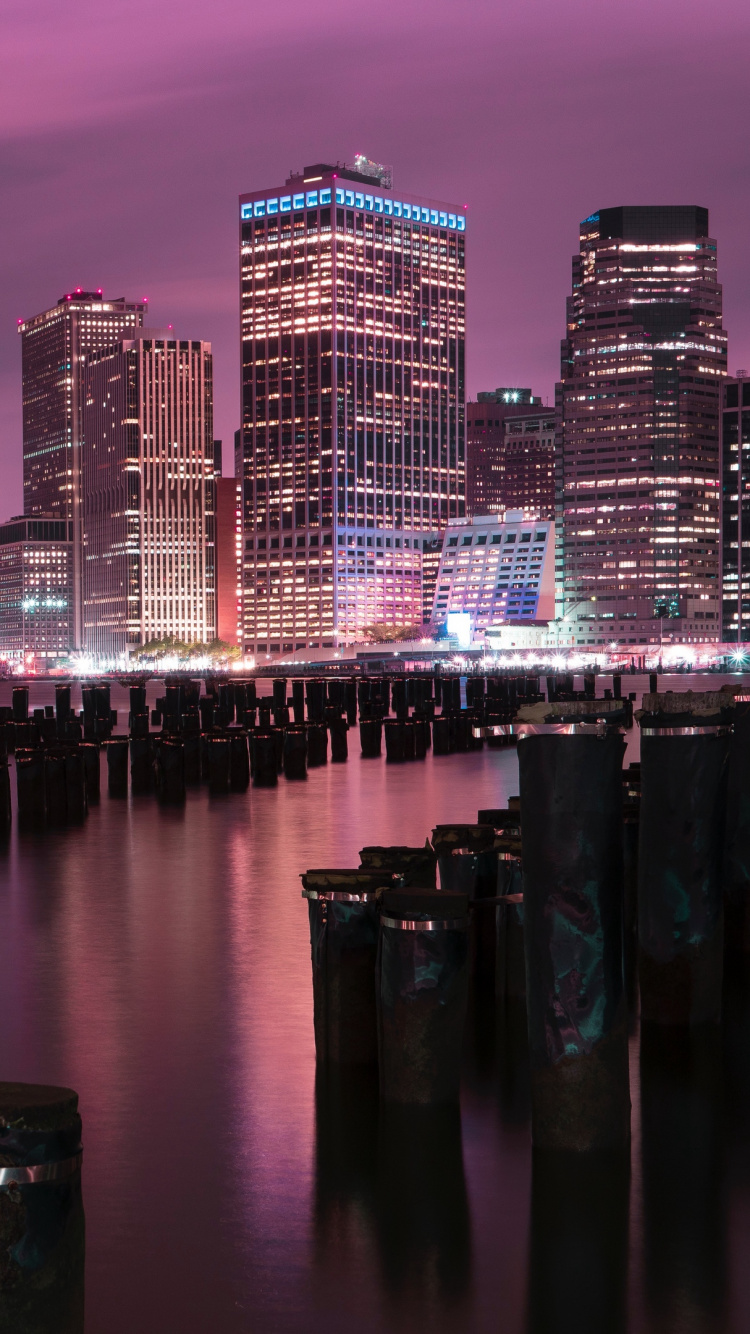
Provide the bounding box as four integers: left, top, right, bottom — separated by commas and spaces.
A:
1, 676, 750, 1332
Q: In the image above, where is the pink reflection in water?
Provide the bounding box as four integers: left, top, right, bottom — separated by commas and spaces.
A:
1, 676, 749, 1332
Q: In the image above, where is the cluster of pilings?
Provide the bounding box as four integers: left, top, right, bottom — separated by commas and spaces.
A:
0, 684, 113, 830
0, 671, 564, 824
301, 818, 525, 1110
0, 669, 643, 831
301, 684, 750, 1163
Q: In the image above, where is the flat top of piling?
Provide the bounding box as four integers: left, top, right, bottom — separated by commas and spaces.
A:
378, 887, 469, 918
302, 869, 399, 888
0, 1082, 79, 1130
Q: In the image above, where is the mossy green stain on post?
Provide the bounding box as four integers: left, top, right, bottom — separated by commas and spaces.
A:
519, 731, 630, 1151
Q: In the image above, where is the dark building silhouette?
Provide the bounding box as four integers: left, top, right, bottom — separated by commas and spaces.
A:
466, 389, 545, 515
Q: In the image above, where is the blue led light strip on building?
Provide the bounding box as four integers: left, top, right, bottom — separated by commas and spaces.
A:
241, 188, 465, 230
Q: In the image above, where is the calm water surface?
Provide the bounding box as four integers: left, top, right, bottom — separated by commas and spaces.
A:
0, 675, 749, 1333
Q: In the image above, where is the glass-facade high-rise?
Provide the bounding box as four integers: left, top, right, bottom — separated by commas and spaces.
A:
82, 331, 215, 659
18, 290, 146, 649
721, 372, 750, 642
558, 206, 726, 648
239, 161, 466, 653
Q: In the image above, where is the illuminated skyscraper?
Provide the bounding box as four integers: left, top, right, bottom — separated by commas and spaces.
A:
721, 371, 750, 642
239, 160, 466, 654
18, 290, 146, 649
558, 207, 726, 648
82, 330, 215, 659
0, 517, 74, 665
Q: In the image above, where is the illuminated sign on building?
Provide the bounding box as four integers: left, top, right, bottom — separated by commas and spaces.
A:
241, 190, 466, 230
446, 611, 472, 649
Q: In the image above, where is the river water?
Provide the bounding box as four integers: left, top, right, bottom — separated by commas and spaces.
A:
0, 675, 748, 1333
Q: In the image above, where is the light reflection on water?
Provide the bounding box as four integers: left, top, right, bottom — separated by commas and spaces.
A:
0, 675, 748, 1332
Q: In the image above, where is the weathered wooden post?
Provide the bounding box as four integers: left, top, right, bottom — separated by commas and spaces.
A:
432, 824, 497, 896
302, 870, 400, 1065
376, 887, 470, 1104
0, 1082, 85, 1334
359, 718, 382, 758
16, 750, 46, 823
0, 757, 11, 833
154, 737, 186, 803
12, 687, 29, 723
79, 744, 99, 802
198, 696, 214, 733
207, 736, 230, 794
44, 752, 67, 824
283, 725, 308, 779
307, 723, 328, 767
54, 685, 71, 739
496, 894, 526, 1001
129, 736, 152, 794
359, 844, 437, 887
64, 750, 87, 823
328, 717, 348, 763
431, 715, 451, 755
723, 704, 750, 952
291, 680, 306, 724
345, 679, 358, 726
229, 732, 250, 791
306, 679, 325, 723
384, 719, 405, 763
252, 732, 278, 787
93, 683, 112, 740
105, 737, 129, 798
183, 732, 201, 786
518, 728, 630, 1150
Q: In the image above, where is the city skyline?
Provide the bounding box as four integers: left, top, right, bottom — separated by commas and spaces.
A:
0, 191, 736, 661
2, 0, 750, 512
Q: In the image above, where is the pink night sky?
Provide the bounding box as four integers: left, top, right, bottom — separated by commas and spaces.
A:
2, 0, 750, 507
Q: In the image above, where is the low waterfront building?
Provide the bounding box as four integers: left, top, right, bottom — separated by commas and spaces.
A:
430, 511, 555, 641
0, 516, 74, 664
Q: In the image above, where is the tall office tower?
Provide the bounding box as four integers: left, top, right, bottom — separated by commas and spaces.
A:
558, 207, 726, 649
215, 478, 242, 645
18, 290, 146, 649
82, 330, 216, 659
466, 389, 543, 515
0, 516, 74, 665
721, 371, 750, 642
239, 161, 466, 654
